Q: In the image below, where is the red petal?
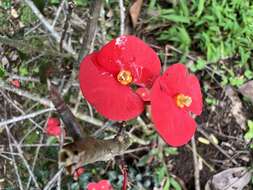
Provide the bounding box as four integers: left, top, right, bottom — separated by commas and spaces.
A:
73, 167, 85, 180
161, 63, 202, 115
46, 118, 62, 136
136, 87, 151, 102
151, 78, 196, 146
98, 180, 113, 190
186, 74, 202, 115
11, 80, 20, 88
79, 53, 144, 121
47, 117, 60, 127
87, 183, 98, 190
96, 35, 161, 87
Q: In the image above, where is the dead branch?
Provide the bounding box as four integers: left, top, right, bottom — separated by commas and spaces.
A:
22, 0, 77, 58
49, 84, 88, 139
77, 0, 102, 62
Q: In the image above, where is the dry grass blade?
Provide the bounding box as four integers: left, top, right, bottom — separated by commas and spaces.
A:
129, 0, 143, 27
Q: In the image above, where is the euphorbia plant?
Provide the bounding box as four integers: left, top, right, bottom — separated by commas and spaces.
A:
73, 167, 85, 180
151, 64, 202, 146
79, 35, 203, 147
11, 79, 20, 88
87, 179, 113, 190
45, 117, 62, 137
79, 35, 161, 121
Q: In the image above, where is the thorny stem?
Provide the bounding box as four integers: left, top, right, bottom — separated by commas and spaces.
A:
0, 108, 54, 128
0, 80, 102, 126
22, 0, 77, 58
59, 0, 74, 52
77, 0, 102, 63
0, 35, 71, 58
49, 84, 87, 139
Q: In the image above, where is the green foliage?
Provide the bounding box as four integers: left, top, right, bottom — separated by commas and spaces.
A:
0, 66, 6, 78
32, 0, 46, 12
164, 147, 179, 156
74, 0, 88, 6
20, 6, 37, 24
48, 0, 61, 4
205, 97, 218, 105
151, 0, 253, 86
0, 0, 11, 9
19, 66, 29, 76
167, 177, 182, 190
245, 120, 253, 141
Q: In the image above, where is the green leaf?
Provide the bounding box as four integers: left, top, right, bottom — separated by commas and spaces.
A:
164, 147, 178, 156
244, 70, 253, 79
179, 0, 189, 17
20, 6, 37, 24
46, 136, 58, 144
178, 27, 191, 45
239, 46, 250, 65
196, 59, 207, 70
163, 178, 170, 190
0, 0, 11, 9
160, 14, 190, 23
221, 76, 229, 86
137, 155, 150, 167
205, 97, 218, 105
0, 66, 5, 78
49, 0, 60, 5
71, 182, 79, 190
32, 0, 46, 12
19, 66, 29, 76
25, 131, 40, 144
148, 0, 156, 10
156, 166, 166, 184
169, 177, 182, 190
229, 76, 245, 87
244, 120, 253, 140
74, 0, 88, 6
196, 0, 205, 17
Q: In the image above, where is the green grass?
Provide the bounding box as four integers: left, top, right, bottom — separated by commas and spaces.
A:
149, 0, 253, 87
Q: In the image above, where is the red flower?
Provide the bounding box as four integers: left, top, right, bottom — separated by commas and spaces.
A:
11, 80, 20, 88
87, 180, 113, 190
73, 167, 85, 180
150, 64, 202, 146
79, 35, 161, 121
45, 117, 62, 137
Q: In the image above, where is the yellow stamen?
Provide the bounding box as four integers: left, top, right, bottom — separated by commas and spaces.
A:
117, 70, 132, 85
176, 94, 192, 108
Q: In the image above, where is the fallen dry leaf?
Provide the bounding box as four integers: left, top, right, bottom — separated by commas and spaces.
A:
238, 80, 253, 103
129, 0, 143, 27
205, 167, 252, 190
11, 8, 19, 18
225, 86, 246, 130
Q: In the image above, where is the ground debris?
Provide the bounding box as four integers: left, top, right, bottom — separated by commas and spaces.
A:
225, 86, 246, 130
205, 167, 252, 190
239, 80, 253, 104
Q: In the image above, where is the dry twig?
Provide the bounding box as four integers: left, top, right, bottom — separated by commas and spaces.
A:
22, 0, 77, 58
191, 137, 200, 190
118, 0, 125, 35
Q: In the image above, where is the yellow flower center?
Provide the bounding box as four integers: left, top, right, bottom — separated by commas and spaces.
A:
176, 94, 192, 108
117, 70, 133, 85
